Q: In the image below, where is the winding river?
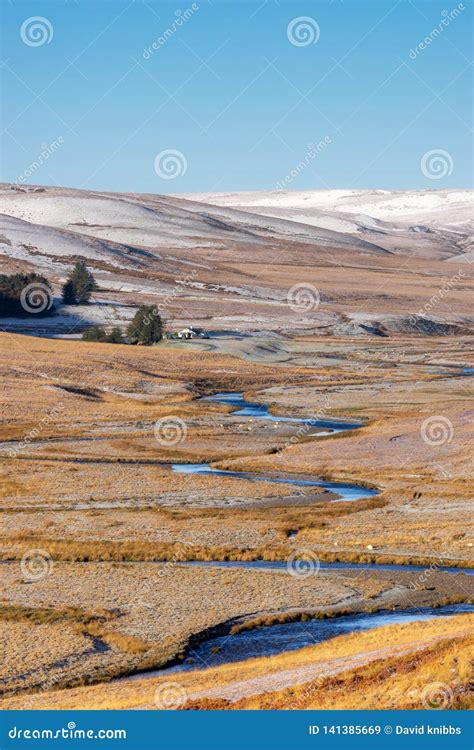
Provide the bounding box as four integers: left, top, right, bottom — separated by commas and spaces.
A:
162, 602, 474, 675
172, 391, 377, 502
181, 559, 474, 576
202, 391, 363, 433
120, 390, 473, 684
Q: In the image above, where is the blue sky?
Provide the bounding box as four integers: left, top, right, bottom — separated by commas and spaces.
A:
1, 0, 472, 192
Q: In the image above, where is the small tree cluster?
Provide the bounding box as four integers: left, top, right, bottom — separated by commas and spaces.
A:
0, 273, 53, 317
62, 261, 97, 305
82, 306, 163, 346
126, 305, 163, 345
82, 326, 124, 344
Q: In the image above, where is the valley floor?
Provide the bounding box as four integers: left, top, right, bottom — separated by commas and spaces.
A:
0, 331, 472, 709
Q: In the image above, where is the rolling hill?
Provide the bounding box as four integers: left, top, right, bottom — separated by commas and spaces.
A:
0, 184, 472, 337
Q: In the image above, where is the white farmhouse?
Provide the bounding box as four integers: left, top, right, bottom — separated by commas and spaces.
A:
176, 326, 209, 340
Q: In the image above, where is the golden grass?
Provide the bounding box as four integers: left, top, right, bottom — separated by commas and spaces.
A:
2, 534, 472, 570
192, 637, 474, 710
0, 332, 473, 706
219, 631, 474, 710
0, 474, 25, 498
1, 332, 471, 561
1, 559, 399, 697
0, 604, 114, 627
88, 627, 151, 656
3, 613, 471, 710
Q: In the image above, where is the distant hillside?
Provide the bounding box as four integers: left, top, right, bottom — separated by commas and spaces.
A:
0, 184, 472, 338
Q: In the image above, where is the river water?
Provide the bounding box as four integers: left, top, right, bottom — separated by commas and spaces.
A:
172, 391, 377, 502
141, 390, 471, 680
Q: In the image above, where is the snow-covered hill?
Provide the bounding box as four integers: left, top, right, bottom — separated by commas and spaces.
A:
181, 188, 473, 261
0, 184, 472, 337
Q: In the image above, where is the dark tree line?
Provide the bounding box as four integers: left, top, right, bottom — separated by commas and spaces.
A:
82, 305, 163, 346
0, 273, 53, 317
1, 265, 163, 347
0, 261, 98, 318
